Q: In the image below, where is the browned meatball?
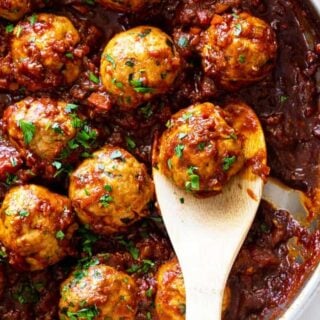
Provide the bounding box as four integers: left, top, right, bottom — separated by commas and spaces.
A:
0, 0, 31, 21
11, 13, 81, 91
98, 0, 159, 12
59, 262, 137, 319
156, 102, 245, 195
3, 97, 79, 163
155, 258, 186, 320
200, 12, 277, 90
0, 184, 77, 271
155, 258, 231, 319
69, 145, 154, 234
100, 26, 181, 109
0, 135, 23, 181
0, 0, 48, 21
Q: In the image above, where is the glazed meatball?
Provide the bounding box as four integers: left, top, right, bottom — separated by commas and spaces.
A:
11, 13, 81, 91
98, 0, 159, 12
200, 12, 277, 90
100, 26, 181, 109
155, 258, 231, 319
59, 262, 137, 319
0, 135, 23, 181
0, 0, 30, 21
69, 145, 154, 234
155, 258, 186, 320
156, 102, 245, 195
3, 97, 79, 162
0, 185, 77, 271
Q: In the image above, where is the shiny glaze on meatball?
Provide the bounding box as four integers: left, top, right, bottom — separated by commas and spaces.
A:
11, 13, 81, 91
3, 97, 79, 162
100, 26, 181, 109
155, 258, 186, 320
199, 12, 277, 90
0, 184, 77, 271
0, 0, 31, 21
156, 102, 245, 195
59, 262, 137, 319
69, 145, 154, 234
155, 258, 231, 319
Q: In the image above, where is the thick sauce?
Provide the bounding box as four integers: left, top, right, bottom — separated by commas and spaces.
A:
0, 0, 319, 319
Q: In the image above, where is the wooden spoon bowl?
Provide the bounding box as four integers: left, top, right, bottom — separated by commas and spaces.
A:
153, 102, 267, 319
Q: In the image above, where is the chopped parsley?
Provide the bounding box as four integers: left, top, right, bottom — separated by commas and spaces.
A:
127, 259, 155, 274
117, 237, 139, 260
65, 103, 78, 113
129, 77, 154, 93
222, 156, 237, 171
228, 133, 238, 140
28, 14, 37, 26
18, 210, 29, 217
65, 52, 74, 59
88, 72, 99, 84
52, 123, 63, 134
10, 157, 17, 167
99, 194, 113, 207
178, 35, 189, 48
5, 24, 14, 33
105, 54, 116, 69
56, 230, 65, 240
15, 25, 23, 37
146, 288, 153, 297
238, 54, 246, 64
104, 184, 112, 192
234, 23, 242, 36
65, 305, 99, 320
78, 225, 99, 257
185, 166, 200, 191
5, 173, 17, 186
19, 120, 35, 144
182, 112, 193, 121
280, 95, 288, 103
175, 144, 185, 158
165, 120, 172, 128
12, 281, 39, 305
198, 142, 206, 151
125, 136, 136, 150
140, 103, 153, 118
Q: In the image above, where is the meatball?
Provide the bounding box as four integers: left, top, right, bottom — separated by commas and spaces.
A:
98, 0, 159, 12
155, 258, 186, 320
3, 97, 79, 162
0, 184, 77, 271
200, 12, 277, 90
0, 0, 30, 21
155, 258, 231, 319
100, 26, 181, 109
155, 102, 245, 195
0, 135, 23, 181
11, 13, 81, 91
59, 262, 137, 319
69, 145, 154, 234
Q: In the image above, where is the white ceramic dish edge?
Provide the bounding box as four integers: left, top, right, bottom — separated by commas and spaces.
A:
275, 2, 320, 318
262, 179, 320, 320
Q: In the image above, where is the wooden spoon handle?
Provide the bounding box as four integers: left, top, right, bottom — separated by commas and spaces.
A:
153, 169, 264, 320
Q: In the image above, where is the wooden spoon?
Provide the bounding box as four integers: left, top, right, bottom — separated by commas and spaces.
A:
153, 103, 267, 319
